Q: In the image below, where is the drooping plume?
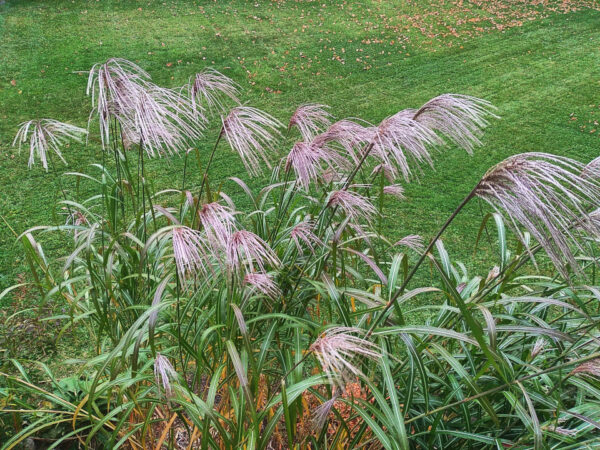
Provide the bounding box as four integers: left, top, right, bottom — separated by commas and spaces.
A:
327, 189, 377, 225
313, 119, 371, 164
124, 85, 204, 157
394, 234, 425, 253
285, 141, 348, 190
243, 272, 281, 300
154, 353, 178, 398
172, 226, 212, 281
188, 68, 240, 115
367, 111, 442, 181
86, 58, 151, 147
412, 94, 498, 154
289, 103, 333, 141
226, 230, 280, 276
87, 57, 204, 155
290, 220, 323, 254
221, 106, 283, 177
310, 327, 381, 386
475, 152, 600, 278
383, 184, 406, 199
13, 119, 87, 170
198, 201, 237, 248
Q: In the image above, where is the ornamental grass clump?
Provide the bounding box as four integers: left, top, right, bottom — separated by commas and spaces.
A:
3, 57, 600, 449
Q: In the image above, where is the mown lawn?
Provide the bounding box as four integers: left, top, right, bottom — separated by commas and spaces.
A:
1, 0, 599, 297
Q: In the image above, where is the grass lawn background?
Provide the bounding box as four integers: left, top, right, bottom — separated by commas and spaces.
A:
1, 0, 599, 304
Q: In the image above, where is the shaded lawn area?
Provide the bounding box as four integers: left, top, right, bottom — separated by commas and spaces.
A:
0, 0, 599, 297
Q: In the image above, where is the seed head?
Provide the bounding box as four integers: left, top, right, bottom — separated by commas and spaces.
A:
172, 226, 211, 282
289, 103, 333, 141
327, 190, 377, 225
199, 201, 237, 249
226, 230, 280, 276
290, 220, 323, 254
188, 68, 240, 115
475, 153, 600, 279
394, 234, 424, 253
222, 106, 283, 177
13, 119, 87, 170
243, 272, 281, 299
412, 93, 498, 154
310, 327, 380, 387
154, 353, 177, 398
383, 184, 405, 199
286, 141, 348, 190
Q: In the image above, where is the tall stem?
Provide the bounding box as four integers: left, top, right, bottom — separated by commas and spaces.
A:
366, 183, 479, 335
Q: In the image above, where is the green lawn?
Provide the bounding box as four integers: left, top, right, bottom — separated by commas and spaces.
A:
1, 0, 599, 296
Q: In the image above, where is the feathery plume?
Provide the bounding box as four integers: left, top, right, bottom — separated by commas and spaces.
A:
243, 272, 281, 299
289, 103, 333, 141
394, 234, 424, 253
86, 58, 150, 147
285, 141, 348, 190
154, 353, 177, 398
412, 93, 498, 154
221, 106, 283, 177
367, 111, 441, 181
198, 201, 237, 248
310, 327, 380, 386
172, 226, 211, 281
87, 58, 204, 154
13, 119, 87, 170
226, 230, 280, 276
581, 156, 600, 180
124, 84, 204, 157
371, 163, 395, 183
290, 220, 323, 254
314, 119, 371, 164
475, 153, 600, 278
188, 68, 240, 115
531, 338, 545, 358
312, 395, 339, 431
327, 190, 377, 225
571, 358, 600, 378
383, 184, 405, 199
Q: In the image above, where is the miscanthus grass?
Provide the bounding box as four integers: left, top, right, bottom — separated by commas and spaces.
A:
3, 58, 600, 449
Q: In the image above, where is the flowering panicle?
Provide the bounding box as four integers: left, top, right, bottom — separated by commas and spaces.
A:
86, 58, 151, 147
188, 68, 240, 115
226, 230, 280, 276
289, 103, 333, 141
371, 163, 395, 183
172, 226, 211, 281
412, 94, 498, 154
222, 106, 283, 177
87, 58, 204, 155
571, 358, 600, 378
367, 111, 441, 181
310, 327, 380, 386
285, 141, 348, 190
394, 234, 424, 253
154, 353, 177, 399
314, 119, 371, 164
290, 220, 323, 254
328, 190, 377, 225
383, 184, 405, 199
125, 85, 204, 157
243, 272, 281, 299
475, 152, 600, 278
13, 119, 87, 170
199, 202, 237, 248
